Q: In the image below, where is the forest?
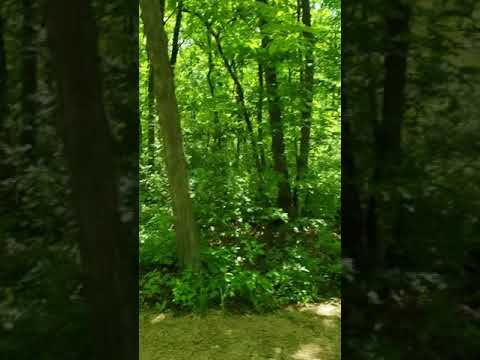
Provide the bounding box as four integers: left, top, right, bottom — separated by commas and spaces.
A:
343, 1, 480, 358
139, 0, 341, 358
2, 0, 479, 359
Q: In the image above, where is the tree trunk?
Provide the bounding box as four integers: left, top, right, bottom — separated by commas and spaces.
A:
0, 13, 12, 209
210, 30, 263, 176
160, 0, 165, 21
206, 31, 221, 149
140, 0, 200, 269
0, 15, 6, 134
368, 2, 411, 270
294, 0, 315, 217
170, 0, 183, 68
21, 0, 37, 154
341, 106, 365, 262
256, 63, 266, 170
258, 0, 293, 216
147, 64, 156, 168
45, 1, 137, 359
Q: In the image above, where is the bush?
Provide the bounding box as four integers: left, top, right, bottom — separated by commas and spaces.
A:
140, 234, 340, 312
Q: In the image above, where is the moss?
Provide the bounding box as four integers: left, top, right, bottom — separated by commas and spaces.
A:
140, 301, 340, 360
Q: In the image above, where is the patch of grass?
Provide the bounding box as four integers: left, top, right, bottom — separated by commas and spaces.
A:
140, 300, 340, 360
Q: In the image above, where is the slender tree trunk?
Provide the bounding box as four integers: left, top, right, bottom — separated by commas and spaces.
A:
123, 5, 140, 239
210, 30, 263, 175
341, 110, 365, 262
45, 1, 137, 359
141, 0, 199, 269
184, 8, 263, 174
368, 2, 411, 270
264, 59, 293, 215
256, 63, 266, 170
0, 13, 12, 208
21, 0, 37, 154
147, 64, 156, 168
160, 0, 165, 21
170, 0, 183, 68
0, 15, 6, 132
294, 0, 315, 217
206, 31, 221, 148
258, 0, 293, 216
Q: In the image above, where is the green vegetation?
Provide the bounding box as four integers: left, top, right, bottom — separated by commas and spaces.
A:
343, 1, 480, 358
139, 0, 340, 316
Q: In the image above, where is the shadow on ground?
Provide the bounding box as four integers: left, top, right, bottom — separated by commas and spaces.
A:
140, 300, 340, 360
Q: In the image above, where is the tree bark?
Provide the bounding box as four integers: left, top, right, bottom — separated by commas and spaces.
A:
210, 29, 263, 175
141, 0, 200, 269
206, 31, 221, 149
258, 0, 294, 216
170, 0, 183, 68
368, 2, 411, 270
341, 109, 365, 262
160, 0, 165, 21
256, 63, 266, 170
0, 13, 12, 209
0, 15, 6, 132
294, 0, 315, 217
45, 1, 137, 359
21, 0, 37, 155
147, 64, 156, 168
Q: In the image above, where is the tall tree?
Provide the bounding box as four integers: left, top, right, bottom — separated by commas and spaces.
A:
141, 0, 200, 269
367, 1, 411, 270
45, 1, 137, 358
211, 28, 263, 175
170, 0, 183, 68
258, 0, 294, 216
294, 0, 315, 217
21, 0, 37, 154
0, 14, 7, 135
147, 63, 156, 167
256, 63, 266, 170
0, 12, 11, 207
206, 31, 222, 148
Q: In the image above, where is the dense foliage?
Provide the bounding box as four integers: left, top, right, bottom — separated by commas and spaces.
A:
342, 1, 480, 358
139, 0, 341, 312
1, 1, 137, 359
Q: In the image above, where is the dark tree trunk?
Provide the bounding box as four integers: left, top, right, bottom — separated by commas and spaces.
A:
294, 0, 315, 217
367, 2, 411, 270
160, 0, 165, 21
258, 0, 294, 216
256, 63, 266, 170
170, 0, 183, 68
210, 30, 263, 175
45, 1, 137, 359
264, 61, 293, 216
341, 111, 365, 262
0, 15, 6, 133
0, 13, 12, 209
123, 3, 140, 240
21, 0, 37, 154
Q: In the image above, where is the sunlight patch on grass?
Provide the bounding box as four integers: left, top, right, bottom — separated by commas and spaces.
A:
299, 301, 341, 318
292, 343, 324, 360
140, 301, 340, 360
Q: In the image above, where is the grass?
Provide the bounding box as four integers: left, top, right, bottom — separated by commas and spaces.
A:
140, 300, 340, 360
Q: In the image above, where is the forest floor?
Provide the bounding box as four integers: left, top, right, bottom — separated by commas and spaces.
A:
140, 299, 340, 360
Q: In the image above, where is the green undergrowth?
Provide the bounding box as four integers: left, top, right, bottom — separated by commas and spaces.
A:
139, 218, 340, 312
